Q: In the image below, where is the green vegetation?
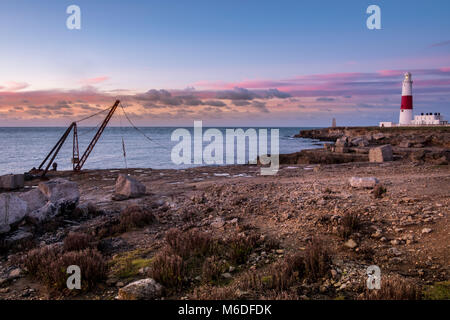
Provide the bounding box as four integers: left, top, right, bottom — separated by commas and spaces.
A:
109, 249, 153, 279
423, 281, 450, 300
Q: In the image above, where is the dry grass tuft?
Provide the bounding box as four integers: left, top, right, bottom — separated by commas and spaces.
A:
23, 246, 107, 291
338, 212, 362, 239
228, 234, 258, 265
373, 184, 387, 199
241, 252, 305, 293
150, 250, 187, 290
63, 232, 95, 252
201, 255, 228, 284
190, 285, 239, 300
362, 277, 421, 300
304, 238, 331, 281
119, 205, 156, 230
166, 228, 212, 259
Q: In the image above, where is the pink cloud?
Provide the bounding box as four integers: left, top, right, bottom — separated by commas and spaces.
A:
2, 67, 449, 125
1, 81, 29, 91
377, 70, 405, 77
79, 76, 110, 85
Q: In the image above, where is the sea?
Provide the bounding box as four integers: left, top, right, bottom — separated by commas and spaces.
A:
0, 127, 322, 175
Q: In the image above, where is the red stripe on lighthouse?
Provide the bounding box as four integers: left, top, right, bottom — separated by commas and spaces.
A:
401, 96, 413, 110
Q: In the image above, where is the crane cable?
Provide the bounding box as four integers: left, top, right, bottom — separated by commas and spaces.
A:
75, 105, 113, 123
119, 107, 128, 169
119, 101, 171, 150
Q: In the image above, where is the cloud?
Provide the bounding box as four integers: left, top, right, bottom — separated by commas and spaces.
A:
80, 76, 110, 85
2, 66, 450, 126
1, 81, 29, 91
216, 87, 258, 100
430, 40, 450, 47
204, 100, 227, 107
215, 87, 291, 100
251, 101, 269, 113
232, 100, 251, 106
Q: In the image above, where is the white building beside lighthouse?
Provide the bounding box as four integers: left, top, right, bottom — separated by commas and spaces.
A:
379, 72, 448, 127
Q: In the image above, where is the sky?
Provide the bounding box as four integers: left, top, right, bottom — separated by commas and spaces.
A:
0, 0, 449, 126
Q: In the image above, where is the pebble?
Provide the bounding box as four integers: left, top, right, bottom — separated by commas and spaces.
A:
344, 239, 357, 249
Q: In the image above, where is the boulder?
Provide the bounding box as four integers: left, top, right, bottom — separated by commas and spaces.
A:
0, 194, 28, 234
38, 178, 80, 204
369, 145, 393, 163
19, 188, 48, 213
117, 278, 163, 300
113, 174, 146, 200
349, 177, 379, 189
0, 174, 24, 190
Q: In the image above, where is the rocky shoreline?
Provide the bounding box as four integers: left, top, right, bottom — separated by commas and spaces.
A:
0, 126, 449, 300
282, 126, 450, 165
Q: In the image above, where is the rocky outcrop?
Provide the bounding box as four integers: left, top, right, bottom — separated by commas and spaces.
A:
295, 127, 449, 165
117, 278, 163, 300
113, 174, 146, 200
279, 149, 368, 165
296, 127, 450, 148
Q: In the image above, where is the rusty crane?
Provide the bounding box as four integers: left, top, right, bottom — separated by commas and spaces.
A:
31, 100, 120, 177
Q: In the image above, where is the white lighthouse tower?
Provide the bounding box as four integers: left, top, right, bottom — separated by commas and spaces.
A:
399, 72, 413, 125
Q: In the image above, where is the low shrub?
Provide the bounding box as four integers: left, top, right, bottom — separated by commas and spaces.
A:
166, 228, 212, 259
373, 184, 387, 199
363, 277, 420, 300
228, 234, 258, 265
63, 232, 95, 252
338, 212, 362, 239
304, 238, 331, 281
241, 253, 304, 293
201, 256, 227, 284
190, 285, 238, 300
23, 246, 107, 291
150, 250, 186, 290
119, 205, 155, 230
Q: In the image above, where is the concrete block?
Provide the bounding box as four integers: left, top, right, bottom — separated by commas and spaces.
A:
369, 145, 393, 162
0, 174, 25, 190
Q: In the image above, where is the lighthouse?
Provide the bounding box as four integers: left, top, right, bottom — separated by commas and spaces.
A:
399, 72, 413, 125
